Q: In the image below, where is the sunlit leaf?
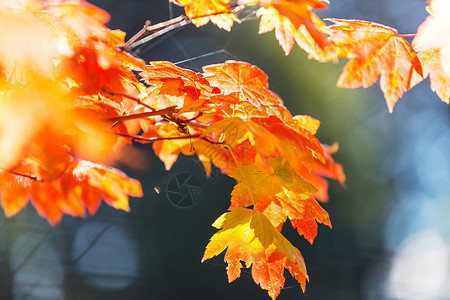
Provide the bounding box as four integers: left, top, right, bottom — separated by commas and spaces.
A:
229, 156, 316, 207
0, 160, 143, 225
202, 207, 308, 299
412, 0, 450, 104
171, 0, 239, 31
257, 0, 332, 56
328, 19, 423, 112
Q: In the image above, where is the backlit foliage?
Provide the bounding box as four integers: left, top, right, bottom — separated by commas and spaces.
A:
0, 0, 447, 298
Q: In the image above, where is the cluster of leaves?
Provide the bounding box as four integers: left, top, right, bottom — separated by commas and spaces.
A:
0, 0, 447, 299
176, 0, 449, 112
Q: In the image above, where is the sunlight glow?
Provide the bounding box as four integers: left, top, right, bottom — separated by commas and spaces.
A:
388, 230, 449, 300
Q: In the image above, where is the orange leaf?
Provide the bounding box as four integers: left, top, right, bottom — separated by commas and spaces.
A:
299, 143, 345, 202
227, 154, 331, 244
0, 176, 29, 218
202, 207, 308, 299
142, 62, 211, 93
258, 6, 297, 55
247, 189, 331, 244
229, 156, 316, 207
203, 60, 279, 105
171, 0, 238, 31
142, 122, 195, 170
59, 31, 145, 95
413, 49, 450, 104
141, 62, 218, 112
328, 19, 423, 112
182, 139, 236, 176
39, 0, 145, 95
0, 75, 71, 170
254, 115, 326, 167
313, 143, 345, 182
278, 190, 331, 243
203, 61, 287, 119
412, 0, 450, 104
291, 115, 321, 134
0, 160, 143, 225
202, 117, 282, 158
0, 1, 143, 169
68, 100, 134, 158
257, 0, 331, 56
44, 0, 111, 40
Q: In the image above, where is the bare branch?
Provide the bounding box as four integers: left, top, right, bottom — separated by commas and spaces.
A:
104, 106, 178, 123
120, 5, 244, 51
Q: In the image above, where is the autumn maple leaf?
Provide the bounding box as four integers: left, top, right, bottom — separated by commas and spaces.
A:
60, 35, 145, 96
256, 0, 332, 56
171, 0, 239, 31
202, 207, 308, 300
202, 117, 285, 159
141, 61, 219, 112
328, 19, 423, 113
229, 156, 316, 206
250, 190, 331, 244
0, 160, 142, 225
29, 0, 145, 96
142, 122, 199, 170
182, 139, 237, 176
228, 155, 332, 243
203, 61, 276, 102
0, 2, 348, 298
290, 115, 321, 134
306, 143, 345, 202
0, 0, 146, 225
253, 115, 326, 168
412, 0, 450, 104
43, 0, 111, 40
203, 61, 288, 119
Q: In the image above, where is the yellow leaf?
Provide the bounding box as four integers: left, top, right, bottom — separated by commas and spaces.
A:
202, 207, 308, 299
229, 156, 316, 207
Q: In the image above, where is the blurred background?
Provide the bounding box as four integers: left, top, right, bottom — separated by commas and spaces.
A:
1, 0, 449, 299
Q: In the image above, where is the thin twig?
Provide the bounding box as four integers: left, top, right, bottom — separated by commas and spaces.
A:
184, 121, 208, 129
115, 132, 224, 145
115, 132, 201, 142
121, 15, 190, 51
104, 105, 209, 131
397, 34, 417, 38
104, 106, 178, 123
2, 163, 70, 183
102, 90, 156, 111
121, 5, 244, 51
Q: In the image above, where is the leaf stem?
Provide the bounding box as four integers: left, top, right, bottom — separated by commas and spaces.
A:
1, 163, 70, 183
397, 34, 417, 38
104, 106, 178, 123
114, 132, 222, 145
115, 132, 201, 142
102, 90, 156, 111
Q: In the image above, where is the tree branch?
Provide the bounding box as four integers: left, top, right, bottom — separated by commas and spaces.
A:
104, 106, 178, 123
114, 132, 223, 145
102, 90, 156, 111
120, 5, 244, 51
